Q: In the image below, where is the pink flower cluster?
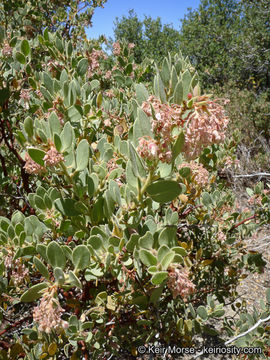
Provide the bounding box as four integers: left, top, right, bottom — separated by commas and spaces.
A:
24, 152, 46, 175
138, 96, 182, 163
4, 255, 29, 286
42, 59, 64, 77
1, 41, 13, 57
87, 48, 107, 78
167, 266, 196, 301
24, 146, 63, 174
137, 136, 160, 162
224, 156, 240, 169
43, 146, 64, 167
128, 43, 135, 49
113, 41, 121, 56
179, 161, 209, 186
105, 70, 112, 79
33, 286, 69, 333
184, 100, 229, 159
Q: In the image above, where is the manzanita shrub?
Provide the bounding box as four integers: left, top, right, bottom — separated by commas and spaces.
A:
0, 23, 270, 360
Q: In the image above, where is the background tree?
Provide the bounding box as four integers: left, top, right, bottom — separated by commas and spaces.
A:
179, 0, 241, 88
233, 0, 270, 91
113, 9, 181, 64
179, 0, 270, 92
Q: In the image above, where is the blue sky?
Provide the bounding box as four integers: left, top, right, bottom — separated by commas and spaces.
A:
86, 0, 200, 39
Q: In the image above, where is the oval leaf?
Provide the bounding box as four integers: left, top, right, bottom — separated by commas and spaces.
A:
20, 282, 49, 302
72, 245, 91, 271
151, 271, 168, 285
46, 241, 66, 269
76, 139, 89, 172
139, 249, 157, 267
33, 257, 49, 280
146, 180, 182, 203
28, 148, 46, 166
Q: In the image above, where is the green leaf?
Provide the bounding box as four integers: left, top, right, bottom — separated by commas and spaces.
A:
90, 197, 104, 224
146, 180, 182, 203
197, 306, 208, 320
48, 112, 61, 137
172, 131, 185, 162
128, 142, 146, 178
61, 122, 74, 152
34, 195, 46, 210
69, 270, 82, 289
76, 139, 89, 172
173, 80, 183, 105
139, 231, 154, 249
15, 51, 26, 64
172, 246, 187, 257
126, 234, 139, 252
150, 286, 164, 304
87, 174, 98, 198
133, 108, 153, 146
160, 251, 175, 270
67, 41, 73, 57
20, 282, 49, 302
46, 241, 66, 269
72, 245, 91, 271
202, 192, 212, 207
33, 257, 50, 280
21, 39, 30, 56
170, 66, 178, 93
191, 72, 199, 88
154, 73, 166, 103
9, 36, 17, 47
95, 291, 107, 305
157, 245, 170, 263
109, 180, 121, 206
211, 309, 225, 317
0, 26, 4, 44
55, 37, 64, 52
54, 133, 62, 152
88, 235, 102, 250
179, 166, 191, 178
55, 198, 81, 216
147, 266, 158, 274
158, 227, 177, 247
161, 58, 171, 87
24, 117, 34, 138
60, 69, 69, 85
182, 70, 192, 99
125, 63, 133, 75
96, 92, 103, 108
28, 148, 46, 166
151, 271, 168, 285
135, 84, 149, 105
90, 79, 100, 90
74, 201, 88, 214
28, 77, 37, 89
139, 249, 157, 267
77, 58, 88, 76
53, 267, 65, 285
126, 160, 137, 189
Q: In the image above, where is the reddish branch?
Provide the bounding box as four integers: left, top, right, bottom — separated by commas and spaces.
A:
0, 315, 32, 337
229, 214, 258, 232
180, 205, 202, 218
